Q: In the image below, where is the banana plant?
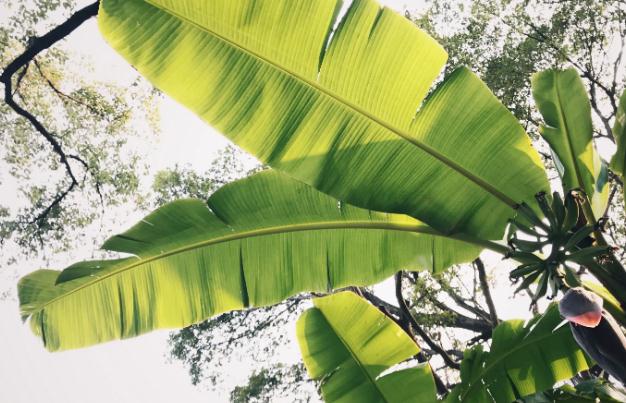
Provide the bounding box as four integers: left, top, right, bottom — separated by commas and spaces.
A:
530, 70, 626, 308
446, 304, 590, 403
13, 0, 626, 401
95, 0, 626, 308
296, 291, 437, 402
19, 170, 481, 351
296, 292, 591, 403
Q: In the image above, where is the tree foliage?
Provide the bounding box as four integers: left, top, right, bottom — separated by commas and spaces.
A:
0, 0, 161, 268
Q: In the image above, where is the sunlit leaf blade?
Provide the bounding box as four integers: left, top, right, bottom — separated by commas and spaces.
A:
296, 291, 437, 403
447, 304, 590, 403
610, 91, 626, 203
18, 171, 480, 351
98, 0, 548, 240
532, 68, 609, 217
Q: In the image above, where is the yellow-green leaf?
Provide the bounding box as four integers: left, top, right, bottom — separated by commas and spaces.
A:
297, 291, 437, 403
98, 0, 548, 240
18, 171, 480, 351
532, 69, 609, 218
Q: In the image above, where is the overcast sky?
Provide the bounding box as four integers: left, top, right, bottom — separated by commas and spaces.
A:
0, 1, 430, 403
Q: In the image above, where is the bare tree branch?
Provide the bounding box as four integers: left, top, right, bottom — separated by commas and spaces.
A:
0, 1, 100, 224
1, 2, 99, 82
363, 287, 492, 334
474, 258, 499, 326
394, 272, 460, 370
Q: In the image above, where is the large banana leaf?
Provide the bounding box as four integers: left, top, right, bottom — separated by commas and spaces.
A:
446, 304, 590, 403
610, 90, 626, 202
18, 171, 480, 351
98, 0, 548, 240
532, 69, 609, 217
297, 291, 437, 403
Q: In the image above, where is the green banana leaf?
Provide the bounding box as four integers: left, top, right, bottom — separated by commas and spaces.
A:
532, 69, 609, 218
297, 291, 437, 402
19, 171, 480, 351
522, 379, 626, 402
610, 90, 626, 202
446, 304, 590, 403
98, 0, 548, 240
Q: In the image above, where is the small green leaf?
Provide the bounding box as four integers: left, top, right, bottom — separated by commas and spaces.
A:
297, 292, 437, 403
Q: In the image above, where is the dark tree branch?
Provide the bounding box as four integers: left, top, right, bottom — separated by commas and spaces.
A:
363, 287, 492, 334
30, 182, 77, 224
1, 2, 99, 82
394, 272, 460, 370
12, 64, 29, 96
422, 348, 464, 360
360, 289, 402, 318
474, 258, 499, 326
588, 80, 615, 140
361, 288, 449, 396
437, 283, 492, 323
424, 295, 492, 334
0, 1, 100, 224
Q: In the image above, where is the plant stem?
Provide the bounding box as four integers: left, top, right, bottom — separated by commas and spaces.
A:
578, 194, 626, 310
474, 258, 499, 326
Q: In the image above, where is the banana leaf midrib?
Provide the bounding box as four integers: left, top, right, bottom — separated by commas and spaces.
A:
142, 0, 518, 210
459, 324, 571, 400
34, 219, 463, 312
313, 306, 393, 403
554, 79, 590, 206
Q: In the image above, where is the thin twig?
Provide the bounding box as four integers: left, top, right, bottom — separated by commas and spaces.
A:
33, 58, 106, 118
394, 272, 460, 370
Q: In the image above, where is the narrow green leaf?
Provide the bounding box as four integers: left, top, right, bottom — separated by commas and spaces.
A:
448, 304, 590, 402
98, 0, 548, 240
610, 91, 626, 204
522, 379, 626, 402
532, 69, 609, 218
18, 171, 480, 351
297, 291, 437, 402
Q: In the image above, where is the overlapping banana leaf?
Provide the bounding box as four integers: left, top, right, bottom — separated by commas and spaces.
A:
610, 90, 626, 202
522, 379, 626, 402
98, 0, 548, 240
18, 171, 480, 351
532, 69, 609, 217
446, 304, 590, 403
297, 291, 437, 402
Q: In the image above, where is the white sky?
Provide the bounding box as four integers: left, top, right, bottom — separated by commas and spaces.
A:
0, 1, 430, 403
0, 0, 586, 401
